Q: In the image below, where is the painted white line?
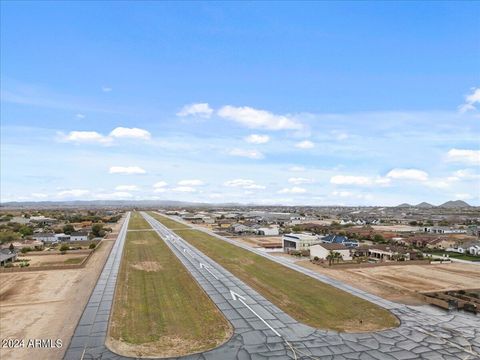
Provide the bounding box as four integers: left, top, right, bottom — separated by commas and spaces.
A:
199, 263, 219, 280
230, 290, 282, 337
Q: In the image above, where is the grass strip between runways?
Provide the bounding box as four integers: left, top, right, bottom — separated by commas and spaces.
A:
108, 212, 231, 357
149, 212, 399, 332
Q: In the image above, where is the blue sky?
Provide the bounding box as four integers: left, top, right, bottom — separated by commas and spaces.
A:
1, 1, 479, 206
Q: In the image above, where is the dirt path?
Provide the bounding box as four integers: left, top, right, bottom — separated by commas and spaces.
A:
0, 238, 115, 360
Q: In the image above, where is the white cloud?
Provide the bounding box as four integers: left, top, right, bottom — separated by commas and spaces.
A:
288, 177, 313, 185
295, 140, 315, 149
330, 175, 391, 187
177, 103, 213, 118
454, 193, 474, 200
452, 169, 480, 180
178, 179, 204, 186
60, 127, 151, 145
57, 189, 90, 197
172, 186, 196, 192
332, 191, 352, 197
75, 113, 85, 119
218, 105, 303, 130
330, 175, 372, 186
458, 87, 480, 113
228, 148, 264, 159
331, 191, 373, 200
224, 179, 265, 189
31, 193, 48, 199
244, 134, 270, 144
109, 166, 146, 175
109, 127, 151, 140
153, 188, 167, 193
94, 191, 133, 199
115, 185, 139, 191
386, 168, 429, 182
446, 149, 480, 165
331, 130, 349, 140
102, 86, 112, 92
278, 186, 307, 194
60, 131, 112, 145
153, 181, 168, 188
289, 166, 305, 172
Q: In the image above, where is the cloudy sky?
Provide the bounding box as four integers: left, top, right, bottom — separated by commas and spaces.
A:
1, 2, 479, 206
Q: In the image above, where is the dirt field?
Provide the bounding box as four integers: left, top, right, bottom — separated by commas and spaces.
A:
0, 220, 122, 360
19, 253, 87, 267
228, 236, 282, 248
298, 261, 480, 305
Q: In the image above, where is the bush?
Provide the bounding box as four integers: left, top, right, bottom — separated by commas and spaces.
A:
313, 256, 319, 261
20, 247, 32, 254
4, 262, 13, 268
59, 244, 69, 254
89, 243, 96, 249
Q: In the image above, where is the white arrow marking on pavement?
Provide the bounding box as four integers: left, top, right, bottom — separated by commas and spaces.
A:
199, 263, 219, 280
230, 290, 282, 337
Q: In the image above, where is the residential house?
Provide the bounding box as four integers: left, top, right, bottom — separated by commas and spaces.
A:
424, 227, 467, 234
321, 234, 359, 247
426, 238, 457, 250
0, 248, 17, 266
310, 243, 353, 261
32, 233, 56, 243
256, 226, 280, 236
55, 233, 71, 242
231, 224, 256, 234
70, 232, 89, 241
367, 245, 410, 261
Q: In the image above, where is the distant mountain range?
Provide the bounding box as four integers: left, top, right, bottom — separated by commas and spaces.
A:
396, 200, 472, 208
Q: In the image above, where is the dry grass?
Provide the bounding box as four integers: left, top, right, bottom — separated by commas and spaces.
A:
149, 212, 399, 332
108, 212, 231, 357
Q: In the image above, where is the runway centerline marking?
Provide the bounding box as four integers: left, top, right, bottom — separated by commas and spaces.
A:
200, 262, 219, 280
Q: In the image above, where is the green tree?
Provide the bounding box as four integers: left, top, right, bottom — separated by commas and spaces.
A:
373, 234, 385, 243
19, 225, 33, 237
91, 223, 105, 237
326, 250, 337, 266
59, 244, 69, 254
63, 224, 75, 234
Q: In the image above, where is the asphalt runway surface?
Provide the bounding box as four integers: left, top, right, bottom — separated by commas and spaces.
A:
64, 211, 480, 360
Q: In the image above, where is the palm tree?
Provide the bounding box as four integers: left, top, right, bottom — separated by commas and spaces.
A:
326, 250, 336, 266
334, 251, 343, 263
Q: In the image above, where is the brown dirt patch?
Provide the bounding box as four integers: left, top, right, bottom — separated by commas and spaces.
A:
297, 260, 480, 305
130, 261, 162, 272
0, 236, 117, 360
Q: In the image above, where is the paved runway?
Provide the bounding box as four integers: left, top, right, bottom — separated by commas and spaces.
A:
64, 211, 480, 360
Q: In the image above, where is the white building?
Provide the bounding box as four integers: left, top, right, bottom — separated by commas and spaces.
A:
32, 233, 56, 243
257, 226, 279, 236
424, 227, 467, 234
70, 232, 89, 241
310, 243, 352, 261
55, 233, 71, 242
283, 233, 321, 251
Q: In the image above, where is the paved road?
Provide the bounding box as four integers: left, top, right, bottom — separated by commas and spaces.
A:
64, 211, 480, 360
